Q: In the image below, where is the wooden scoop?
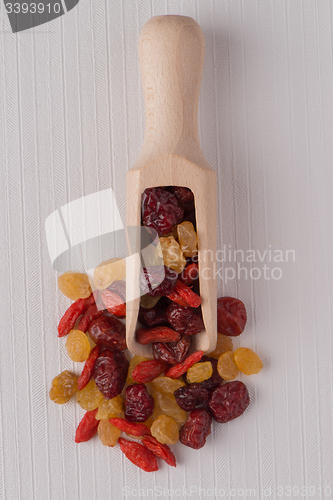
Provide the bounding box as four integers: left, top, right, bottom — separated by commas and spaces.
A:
126, 15, 217, 357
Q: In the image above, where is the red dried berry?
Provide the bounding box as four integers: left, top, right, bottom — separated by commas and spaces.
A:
124, 383, 154, 422
174, 384, 210, 411
166, 289, 189, 307
164, 351, 204, 379
142, 435, 177, 467
136, 326, 181, 345
58, 298, 86, 337
199, 356, 224, 392
208, 381, 250, 423
179, 263, 199, 286
109, 418, 151, 437
166, 303, 204, 336
179, 408, 212, 450
132, 359, 167, 384
77, 345, 100, 391
138, 299, 168, 327
118, 438, 158, 472
152, 335, 192, 365
217, 297, 247, 336
107, 280, 126, 302
173, 280, 201, 308
101, 290, 126, 317
142, 187, 184, 236
78, 304, 103, 333
88, 316, 126, 351
140, 266, 177, 297
171, 186, 194, 212
75, 409, 99, 443
93, 349, 129, 399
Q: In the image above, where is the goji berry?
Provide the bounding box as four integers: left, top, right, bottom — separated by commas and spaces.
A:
78, 304, 103, 333
77, 345, 100, 391
58, 298, 86, 337
75, 409, 99, 443
179, 263, 199, 286
166, 289, 189, 307
118, 438, 158, 472
164, 351, 204, 379
173, 280, 201, 308
136, 326, 181, 345
142, 435, 177, 467
132, 359, 167, 384
101, 290, 126, 317
109, 418, 151, 437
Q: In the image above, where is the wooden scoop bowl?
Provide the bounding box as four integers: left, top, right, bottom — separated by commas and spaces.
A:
126, 15, 217, 357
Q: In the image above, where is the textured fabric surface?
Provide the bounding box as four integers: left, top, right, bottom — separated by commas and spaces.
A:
1, 0, 333, 499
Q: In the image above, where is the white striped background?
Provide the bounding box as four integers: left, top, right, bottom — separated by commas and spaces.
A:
0, 0, 332, 499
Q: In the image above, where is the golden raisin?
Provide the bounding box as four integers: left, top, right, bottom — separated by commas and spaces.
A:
58, 272, 92, 300
140, 294, 161, 309
186, 361, 213, 384
126, 356, 149, 385
150, 376, 185, 396
217, 351, 239, 381
159, 236, 186, 274
98, 419, 121, 447
234, 348, 263, 375
177, 221, 198, 257
96, 395, 123, 420
65, 330, 91, 362
209, 333, 233, 359
76, 379, 103, 411
151, 415, 179, 445
152, 390, 187, 428
94, 258, 126, 290
49, 370, 78, 404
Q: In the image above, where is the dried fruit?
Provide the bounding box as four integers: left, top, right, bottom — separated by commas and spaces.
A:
159, 236, 186, 274
177, 221, 198, 257
166, 289, 189, 307
78, 304, 103, 333
132, 359, 167, 384
138, 298, 168, 327
164, 351, 204, 379
136, 326, 181, 345
58, 271, 92, 301
93, 350, 129, 399
106, 280, 126, 302
126, 356, 149, 385
171, 186, 194, 212
174, 384, 210, 411
76, 379, 104, 411
179, 263, 199, 286
166, 302, 204, 335
187, 361, 213, 383
118, 438, 158, 472
96, 395, 123, 420
65, 330, 91, 362
179, 408, 212, 449
88, 316, 126, 351
151, 415, 179, 445
140, 294, 161, 309
208, 333, 233, 359
124, 384, 154, 422
75, 409, 99, 443
152, 391, 187, 428
140, 266, 177, 297
101, 290, 126, 317
208, 381, 250, 423
142, 187, 184, 236
152, 335, 192, 364
150, 376, 185, 396
98, 419, 121, 447
173, 280, 201, 308
234, 347, 263, 375
58, 298, 86, 338
217, 297, 247, 336
94, 258, 126, 290
199, 356, 224, 392
142, 435, 177, 467
77, 345, 100, 391
217, 351, 239, 381
49, 370, 78, 404
109, 418, 151, 437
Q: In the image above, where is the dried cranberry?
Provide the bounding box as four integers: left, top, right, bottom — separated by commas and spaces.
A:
124, 383, 154, 422
152, 335, 192, 364
179, 408, 212, 449
208, 381, 250, 423
93, 349, 129, 399
199, 356, 224, 392
171, 186, 195, 212
138, 298, 169, 327
174, 384, 210, 411
217, 297, 247, 336
142, 187, 184, 236
166, 303, 204, 335
88, 316, 126, 351
140, 266, 177, 297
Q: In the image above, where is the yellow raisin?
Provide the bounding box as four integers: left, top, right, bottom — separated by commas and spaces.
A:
65, 330, 91, 362
76, 379, 103, 411
186, 361, 213, 384
126, 356, 149, 385
96, 395, 123, 420
217, 351, 239, 381
94, 258, 126, 290
140, 295, 161, 309
209, 333, 233, 359
49, 370, 77, 404
98, 419, 121, 447
163, 227, 178, 240
234, 347, 263, 375
152, 390, 187, 428
177, 221, 198, 257
151, 415, 179, 445
159, 236, 186, 274
58, 272, 92, 300
150, 376, 185, 396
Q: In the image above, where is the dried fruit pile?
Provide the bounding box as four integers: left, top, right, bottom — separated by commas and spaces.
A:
50, 186, 263, 472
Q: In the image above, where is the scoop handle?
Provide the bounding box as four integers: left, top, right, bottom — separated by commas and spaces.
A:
139, 15, 205, 159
